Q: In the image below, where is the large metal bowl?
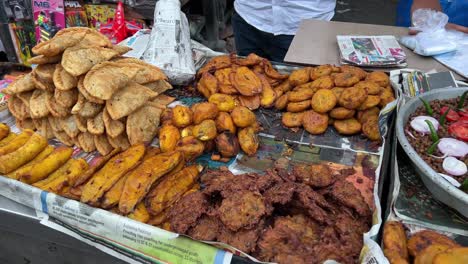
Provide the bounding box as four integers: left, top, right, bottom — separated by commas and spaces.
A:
396, 87, 468, 217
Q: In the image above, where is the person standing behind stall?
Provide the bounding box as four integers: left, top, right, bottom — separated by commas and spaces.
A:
396, 0, 468, 33
232, 0, 336, 62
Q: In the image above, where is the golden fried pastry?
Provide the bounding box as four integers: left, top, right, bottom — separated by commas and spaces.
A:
310, 65, 332, 80
329, 107, 355, 120
8, 96, 30, 120
77, 132, 96, 152
191, 102, 219, 124
197, 55, 231, 78
331, 87, 345, 100
354, 81, 380, 95
238, 127, 259, 156
282, 112, 304, 127
379, 88, 395, 108
358, 95, 381, 111
334, 118, 361, 135
338, 86, 368, 110
216, 112, 236, 134
275, 93, 289, 110
287, 100, 311, 113
357, 107, 380, 124
193, 120, 217, 141
62, 46, 119, 76
432, 247, 468, 264
197, 71, 219, 98
414, 244, 450, 264
111, 57, 167, 84
28, 54, 62, 65
209, 93, 236, 112
215, 68, 238, 95
171, 105, 193, 128
238, 95, 260, 110
106, 82, 158, 120
231, 66, 263, 96
366, 71, 389, 87
262, 59, 288, 80
46, 96, 69, 118
288, 88, 315, 102
311, 89, 337, 113
383, 221, 409, 264
340, 65, 368, 80
54, 88, 79, 108
274, 80, 292, 95
231, 106, 256, 128
3, 73, 35, 95
126, 103, 162, 145
311, 75, 334, 90
302, 110, 328, 134
258, 74, 277, 107
288, 67, 311, 87
334, 72, 360, 87
407, 230, 460, 257
30, 90, 51, 118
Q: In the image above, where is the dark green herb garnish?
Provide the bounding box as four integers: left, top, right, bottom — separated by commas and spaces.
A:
425, 120, 439, 142
439, 107, 450, 125
457, 91, 467, 109
461, 178, 468, 193
419, 98, 433, 116
427, 139, 440, 155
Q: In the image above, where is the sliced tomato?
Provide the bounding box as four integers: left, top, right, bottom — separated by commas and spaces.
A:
440, 106, 460, 122
449, 121, 468, 142
460, 115, 468, 122
458, 108, 468, 118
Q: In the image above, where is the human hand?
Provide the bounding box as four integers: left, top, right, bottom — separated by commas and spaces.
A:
409, 22, 468, 35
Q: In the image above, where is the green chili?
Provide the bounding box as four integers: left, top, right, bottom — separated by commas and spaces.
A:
419, 98, 433, 116
427, 139, 440, 155
425, 120, 439, 142
439, 107, 451, 125
457, 91, 468, 109
461, 178, 468, 193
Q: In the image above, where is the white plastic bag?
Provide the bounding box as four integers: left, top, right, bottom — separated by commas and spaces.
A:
142, 0, 195, 85
400, 9, 459, 56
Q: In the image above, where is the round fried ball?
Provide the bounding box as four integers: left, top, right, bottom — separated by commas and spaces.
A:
311, 89, 337, 113
282, 112, 304, 127
334, 72, 360, 87
338, 86, 368, 109
302, 110, 329, 135
333, 118, 362, 135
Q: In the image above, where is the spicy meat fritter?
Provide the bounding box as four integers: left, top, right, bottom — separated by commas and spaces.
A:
218, 190, 267, 231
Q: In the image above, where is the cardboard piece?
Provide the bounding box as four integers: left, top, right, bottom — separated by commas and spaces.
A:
285, 20, 464, 80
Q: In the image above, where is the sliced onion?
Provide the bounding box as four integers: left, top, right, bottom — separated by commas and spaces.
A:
442, 157, 467, 176
438, 138, 468, 157
438, 173, 462, 188
410, 116, 439, 134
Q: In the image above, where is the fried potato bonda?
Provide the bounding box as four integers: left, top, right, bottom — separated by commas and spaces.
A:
339, 86, 368, 110
311, 89, 337, 113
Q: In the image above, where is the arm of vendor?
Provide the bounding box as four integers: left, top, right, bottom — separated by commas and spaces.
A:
410, 0, 468, 33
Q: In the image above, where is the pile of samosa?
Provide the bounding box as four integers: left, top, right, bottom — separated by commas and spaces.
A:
0, 123, 200, 224
4, 27, 174, 155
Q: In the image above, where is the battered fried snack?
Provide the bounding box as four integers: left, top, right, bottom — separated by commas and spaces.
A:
357, 107, 380, 124
8, 96, 30, 120
311, 89, 337, 113
340, 65, 367, 80
0, 130, 32, 156
197, 55, 231, 78
262, 59, 288, 80
28, 54, 62, 65
274, 93, 289, 110
334, 72, 360, 87
180, 126, 194, 137
168, 192, 209, 234
310, 65, 333, 80
358, 95, 381, 111
126, 103, 162, 145
362, 116, 381, 141
171, 105, 193, 128
187, 215, 220, 241
259, 74, 277, 108
329, 107, 355, 120
288, 67, 311, 87
0, 124, 9, 141
119, 151, 184, 214
354, 81, 380, 95
197, 72, 219, 98
432, 247, 468, 264
231, 66, 263, 96
281, 112, 304, 128
159, 125, 181, 152
238, 95, 260, 110
331, 87, 345, 100
62, 46, 119, 76
127, 202, 151, 223
292, 163, 335, 188
0, 132, 47, 174
215, 132, 240, 158
101, 173, 129, 209
311, 75, 335, 90
238, 127, 259, 156
231, 106, 256, 128
287, 100, 311, 113
216, 112, 236, 134
30, 90, 51, 118
218, 190, 266, 231
329, 180, 371, 217
3, 73, 36, 95
333, 118, 362, 135
191, 102, 219, 124
175, 136, 205, 161
383, 221, 409, 264
217, 222, 263, 253
339, 86, 368, 110
288, 88, 315, 102
54, 89, 79, 109
106, 82, 158, 120
73, 148, 121, 187
6, 145, 54, 180
407, 230, 460, 257
146, 164, 201, 215
233, 53, 262, 66
0, 133, 17, 147
208, 93, 236, 112
414, 244, 451, 264
193, 120, 217, 141
366, 71, 389, 87
34, 158, 89, 193
111, 57, 167, 85
274, 80, 292, 96
379, 88, 395, 108
302, 110, 328, 134
81, 144, 145, 205
87, 111, 105, 135
215, 68, 238, 95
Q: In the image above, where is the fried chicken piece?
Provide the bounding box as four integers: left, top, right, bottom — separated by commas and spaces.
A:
187, 215, 220, 241
292, 163, 336, 188
217, 221, 264, 253
218, 190, 266, 231
168, 192, 208, 234
328, 180, 371, 217
256, 214, 319, 263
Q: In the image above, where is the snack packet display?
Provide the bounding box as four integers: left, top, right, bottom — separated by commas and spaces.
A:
142, 0, 195, 85
32, 0, 66, 42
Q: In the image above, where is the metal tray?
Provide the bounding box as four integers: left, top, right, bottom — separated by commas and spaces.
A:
396, 87, 468, 217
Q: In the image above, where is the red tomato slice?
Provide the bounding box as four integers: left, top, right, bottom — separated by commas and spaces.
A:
449, 121, 468, 142
440, 106, 460, 122
460, 115, 468, 122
